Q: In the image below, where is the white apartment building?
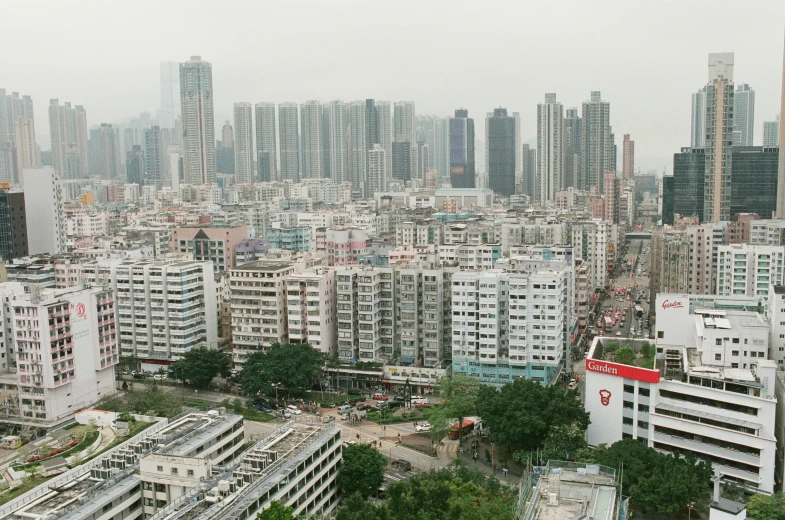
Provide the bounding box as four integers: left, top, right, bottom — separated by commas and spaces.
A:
65, 209, 111, 237
750, 220, 785, 246
111, 260, 217, 364
766, 285, 785, 369
395, 221, 442, 247
4, 285, 117, 426
335, 266, 395, 362
571, 220, 612, 289
395, 266, 451, 367
716, 244, 785, 297
285, 267, 336, 354
437, 243, 501, 271
229, 261, 297, 367
0, 282, 25, 371
451, 267, 572, 386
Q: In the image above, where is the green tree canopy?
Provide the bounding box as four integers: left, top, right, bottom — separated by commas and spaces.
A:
256, 500, 295, 520
746, 492, 785, 520
426, 375, 482, 443
613, 346, 637, 366
477, 378, 589, 455
540, 424, 587, 463
337, 443, 387, 499
335, 493, 390, 520
238, 344, 325, 397
172, 347, 232, 389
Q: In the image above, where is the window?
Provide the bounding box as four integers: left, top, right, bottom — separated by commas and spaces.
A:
638, 404, 649, 413
623, 384, 634, 394
623, 417, 633, 425
638, 420, 649, 429
187, 469, 194, 476
171, 467, 178, 475
715, 339, 722, 346
714, 354, 721, 361
157, 466, 163, 472
657, 331, 664, 339
638, 387, 650, 397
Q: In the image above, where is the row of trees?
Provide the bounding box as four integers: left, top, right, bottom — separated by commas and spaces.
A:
426, 375, 589, 464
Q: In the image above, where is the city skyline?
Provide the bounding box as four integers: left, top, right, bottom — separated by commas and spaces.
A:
1, 1, 783, 174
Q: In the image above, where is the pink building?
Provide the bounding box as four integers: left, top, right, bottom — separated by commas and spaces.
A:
603, 171, 617, 223
588, 196, 605, 219
318, 227, 368, 266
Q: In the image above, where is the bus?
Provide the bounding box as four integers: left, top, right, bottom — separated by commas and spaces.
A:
448, 419, 475, 440
635, 305, 644, 317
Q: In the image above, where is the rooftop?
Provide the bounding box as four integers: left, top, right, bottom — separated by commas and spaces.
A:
230, 261, 294, 272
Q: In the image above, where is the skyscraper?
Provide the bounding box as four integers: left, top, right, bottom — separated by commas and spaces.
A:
449, 109, 475, 189
159, 62, 180, 129
0, 90, 36, 182
563, 108, 581, 190
126, 145, 144, 187
690, 87, 707, 148
622, 134, 634, 179
536, 93, 563, 203
221, 120, 234, 149
394, 101, 416, 176
763, 116, 780, 147
376, 101, 392, 175
486, 108, 516, 197
88, 123, 117, 179
48, 99, 88, 179
233, 102, 254, 183
733, 83, 755, 146
300, 100, 325, 179
326, 100, 348, 185
278, 102, 300, 182
391, 140, 411, 182
367, 143, 387, 194
703, 52, 735, 223
520, 144, 537, 197
254, 102, 277, 182
777, 32, 785, 218
348, 101, 366, 194
580, 91, 613, 193
179, 56, 216, 185
144, 126, 162, 188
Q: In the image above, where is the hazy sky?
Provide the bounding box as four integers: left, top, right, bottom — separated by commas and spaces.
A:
2, 0, 784, 173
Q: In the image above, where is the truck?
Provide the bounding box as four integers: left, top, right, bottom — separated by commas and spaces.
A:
448, 419, 475, 440
604, 317, 613, 332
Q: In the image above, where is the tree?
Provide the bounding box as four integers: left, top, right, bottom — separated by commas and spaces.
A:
123, 355, 139, 372
335, 493, 389, 520
613, 346, 637, 366
640, 341, 654, 358
257, 500, 295, 520
427, 375, 482, 444
746, 492, 785, 520
337, 443, 387, 499
239, 344, 325, 397
539, 424, 587, 463
477, 378, 589, 456
172, 347, 232, 389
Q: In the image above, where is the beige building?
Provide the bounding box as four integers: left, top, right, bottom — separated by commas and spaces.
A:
171, 225, 247, 273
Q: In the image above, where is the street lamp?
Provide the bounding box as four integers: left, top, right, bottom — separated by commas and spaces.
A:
687, 502, 695, 520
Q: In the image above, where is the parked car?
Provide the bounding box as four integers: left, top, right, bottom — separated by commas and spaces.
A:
372, 394, 388, 401
153, 374, 167, 381
356, 404, 370, 411
286, 405, 302, 415
133, 373, 146, 379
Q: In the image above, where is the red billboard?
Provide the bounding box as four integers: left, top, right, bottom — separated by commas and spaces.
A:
585, 358, 660, 383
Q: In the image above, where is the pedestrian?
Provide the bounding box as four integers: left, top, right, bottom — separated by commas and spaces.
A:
383, 425, 386, 433
414, 421, 417, 427
397, 432, 401, 441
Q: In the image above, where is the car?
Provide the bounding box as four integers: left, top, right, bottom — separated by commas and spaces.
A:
322, 415, 334, 423
391, 459, 412, 471
568, 381, 578, 390
356, 404, 371, 411
415, 421, 431, 432
286, 405, 302, 415
372, 394, 388, 401
387, 400, 404, 409
281, 410, 292, 418
153, 374, 167, 381
616, 331, 622, 336
340, 413, 349, 420
257, 405, 273, 413
133, 373, 146, 379
416, 402, 430, 408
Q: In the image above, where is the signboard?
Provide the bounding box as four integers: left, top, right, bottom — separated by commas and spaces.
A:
585, 358, 660, 383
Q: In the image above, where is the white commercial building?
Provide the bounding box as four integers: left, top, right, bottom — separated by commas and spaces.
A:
585, 294, 778, 494
22, 167, 66, 255
285, 267, 336, 355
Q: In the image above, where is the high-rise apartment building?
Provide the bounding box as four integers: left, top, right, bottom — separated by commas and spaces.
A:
391, 139, 411, 182
366, 143, 387, 195
111, 260, 217, 362
393, 101, 416, 176
733, 83, 755, 146
88, 123, 117, 179
278, 102, 300, 182
763, 116, 780, 147
365, 99, 391, 176
703, 52, 735, 223
520, 143, 536, 197
22, 167, 65, 255
563, 108, 581, 190
348, 101, 366, 194
449, 109, 475, 189
486, 108, 516, 196
300, 100, 325, 179
536, 94, 563, 203
144, 125, 162, 188
255, 102, 277, 183
327, 100, 348, 185
622, 133, 634, 179
233, 102, 254, 183
229, 261, 297, 367
179, 56, 216, 185
10, 285, 118, 425
396, 265, 452, 366
716, 244, 785, 297
0, 90, 37, 183
126, 144, 144, 187
221, 120, 234, 149
48, 99, 88, 179
159, 61, 180, 128
581, 91, 613, 193
285, 267, 336, 354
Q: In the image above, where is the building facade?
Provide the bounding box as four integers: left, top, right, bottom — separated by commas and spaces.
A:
179, 56, 216, 185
